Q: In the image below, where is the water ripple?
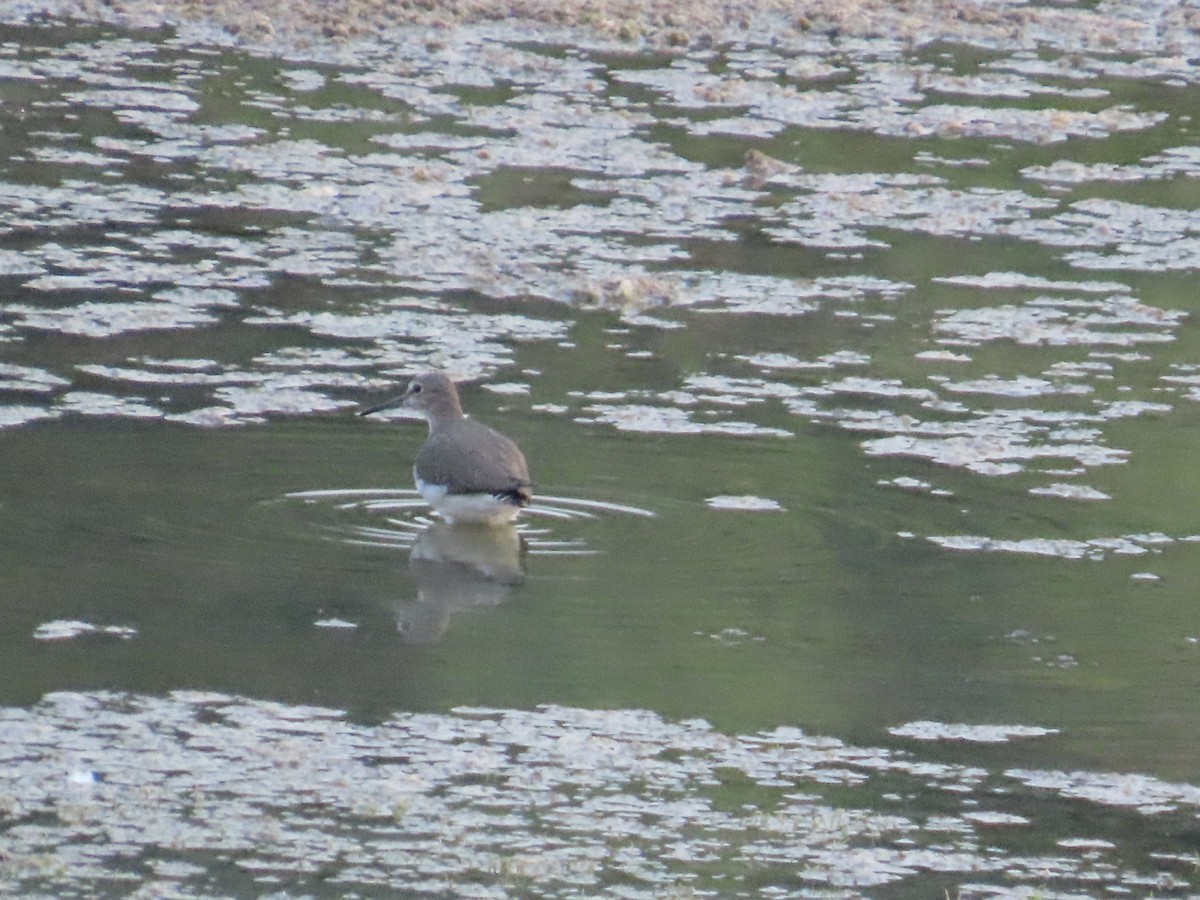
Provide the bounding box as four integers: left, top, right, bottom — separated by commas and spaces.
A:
286, 487, 653, 556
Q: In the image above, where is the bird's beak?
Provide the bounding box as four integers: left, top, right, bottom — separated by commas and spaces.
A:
358, 394, 405, 417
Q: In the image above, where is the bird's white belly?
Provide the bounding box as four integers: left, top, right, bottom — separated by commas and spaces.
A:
415, 473, 521, 525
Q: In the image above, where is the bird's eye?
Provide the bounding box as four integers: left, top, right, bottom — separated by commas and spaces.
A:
409, 383, 422, 395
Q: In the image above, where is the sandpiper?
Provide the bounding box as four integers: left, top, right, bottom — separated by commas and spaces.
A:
360, 372, 533, 525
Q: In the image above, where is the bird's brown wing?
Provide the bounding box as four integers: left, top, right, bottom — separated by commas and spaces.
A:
416, 419, 532, 504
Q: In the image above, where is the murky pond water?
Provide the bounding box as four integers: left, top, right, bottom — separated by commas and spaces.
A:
3, 2, 1200, 895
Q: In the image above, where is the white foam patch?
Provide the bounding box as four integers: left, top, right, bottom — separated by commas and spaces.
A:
58, 392, 161, 418
32, 620, 137, 641
7, 301, 219, 337
0, 363, 70, 393
1006, 768, 1200, 813
581, 404, 792, 438
889, 721, 1059, 742
0, 405, 60, 428
1029, 483, 1112, 501
927, 532, 1177, 560
932, 272, 1131, 293
705, 495, 785, 511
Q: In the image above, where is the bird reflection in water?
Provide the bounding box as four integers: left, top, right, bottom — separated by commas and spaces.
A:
286, 488, 647, 643
393, 520, 526, 643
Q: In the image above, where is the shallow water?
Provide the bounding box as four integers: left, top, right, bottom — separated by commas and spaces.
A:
3, 4, 1200, 896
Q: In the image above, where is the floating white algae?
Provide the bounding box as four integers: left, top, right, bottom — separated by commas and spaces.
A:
0, 691, 1196, 896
